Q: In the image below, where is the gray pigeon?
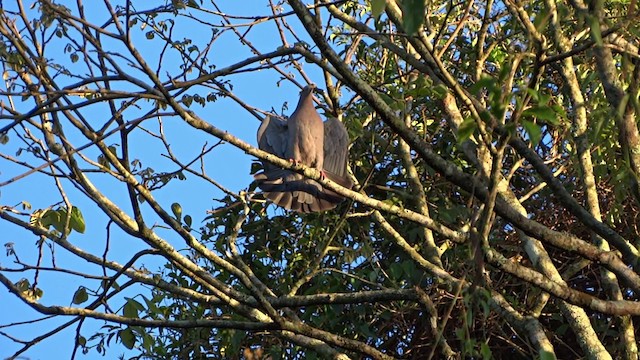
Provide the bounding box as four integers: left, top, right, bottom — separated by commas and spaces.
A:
254, 85, 352, 213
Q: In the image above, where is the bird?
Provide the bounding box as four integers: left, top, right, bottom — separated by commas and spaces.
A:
254, 85, 352, 213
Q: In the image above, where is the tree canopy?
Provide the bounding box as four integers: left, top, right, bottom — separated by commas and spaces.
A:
1, 0, 640, 359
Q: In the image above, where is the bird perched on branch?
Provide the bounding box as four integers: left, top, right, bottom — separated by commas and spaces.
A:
254, 85, 352, 213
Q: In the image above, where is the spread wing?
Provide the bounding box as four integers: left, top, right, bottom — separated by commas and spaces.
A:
257, 114, 289, 172
323, 117, 352, 188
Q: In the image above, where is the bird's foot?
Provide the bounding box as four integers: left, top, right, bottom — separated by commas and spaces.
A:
319, 170, 327, 180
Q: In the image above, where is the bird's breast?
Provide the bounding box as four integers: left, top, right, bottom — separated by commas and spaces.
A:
290, 117, 324, 166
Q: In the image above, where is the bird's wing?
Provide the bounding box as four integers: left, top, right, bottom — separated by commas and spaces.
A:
323, 117, 352, 188
257, 114, 289, 171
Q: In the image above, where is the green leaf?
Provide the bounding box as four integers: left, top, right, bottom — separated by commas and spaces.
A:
101, 279, 120, 292
368, 270, 378, 283
432, 83, 448, 98
0, 132, 8, 144
457, 118, 477, 143
470, 76, 497, 96
555, 324, 569, 336
119, 328, 136, 349
587, 15, 603, 46
389, 262, 403, 279
524, 88, 541, 102
523, 106, 559, 125
539, 350, 557, 360
487, 46, 507, 65
370, 0, 385, 18
182, 94, 193, 107
522, 120, 542, 146
42, 209, 64, 233
97, 154, 110, 170
480, 342, 492, 359
28, 287, 43, 301
123, 298, 139, 318
402, 0, 425, 35
15, 278, 30, 292
70, 206, 86, 234
39, 210, 52, 228
145, 31, 155, 40
186, 0, 200, 9
184, 215, 192, 228
142, 295, 159, 314
401, 260, 415, 277
532, 3, 550, 32
72, 286, 88, 304
171, 202, 182, 220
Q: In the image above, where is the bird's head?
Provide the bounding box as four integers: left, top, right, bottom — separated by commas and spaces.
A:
301, 84, 317, 95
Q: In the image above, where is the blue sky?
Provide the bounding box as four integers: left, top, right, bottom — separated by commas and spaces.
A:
0, 1, 328, 358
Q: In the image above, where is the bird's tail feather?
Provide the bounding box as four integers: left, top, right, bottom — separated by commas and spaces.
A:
254, 169, 347, 213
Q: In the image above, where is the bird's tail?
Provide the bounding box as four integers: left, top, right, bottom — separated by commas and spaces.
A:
253, 169, 347, 213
